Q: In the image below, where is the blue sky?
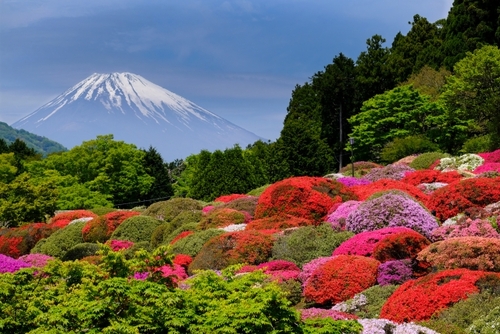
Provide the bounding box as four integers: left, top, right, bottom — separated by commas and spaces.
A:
0, 0, 453, 141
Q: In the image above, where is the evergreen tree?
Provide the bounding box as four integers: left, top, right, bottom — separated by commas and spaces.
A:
141, 146, 174, 204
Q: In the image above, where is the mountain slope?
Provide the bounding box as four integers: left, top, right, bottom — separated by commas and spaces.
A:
11, 73, 263, 160
0, 121, 66, 156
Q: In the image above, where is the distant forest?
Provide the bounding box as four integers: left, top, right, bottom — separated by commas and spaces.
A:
0, 122, 66, 156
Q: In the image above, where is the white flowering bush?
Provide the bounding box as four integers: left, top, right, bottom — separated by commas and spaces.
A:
357, 319, 438, 334
435, 154, 484, 171
219, 224, 247, 232
331, 293, 368, 313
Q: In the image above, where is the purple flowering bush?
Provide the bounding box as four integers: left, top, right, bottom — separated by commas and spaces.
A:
363, 164, 415, 182
18, 254, 53, 267
326, 200, 362, 231
300, 307, 358, 320
377, 259, 413, 286
337, 177, 372, 187
0, 254, 31, 273
346, 192, 439, 239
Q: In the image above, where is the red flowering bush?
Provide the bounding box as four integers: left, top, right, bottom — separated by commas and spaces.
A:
380, 269, 498, 322
173, 254, 193, 269
255, 176, 357, 222
303, 255, 380, 306
0, 233, 26, 258
82, 210, 141, 243
371, 229, 431, 263
426, 177, 500, 221
350, 179, 428, 202
50, 210, 98, 228
417, 236, 500, 272
170, 231, 194, 245
246, 215, 314, 230
401, 169, 463, 186
189, 230, 275, 273
198, 208, 250, 230
214, 194, 249, 203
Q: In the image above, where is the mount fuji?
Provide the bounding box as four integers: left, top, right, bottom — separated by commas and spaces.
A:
11, 72, 263, 160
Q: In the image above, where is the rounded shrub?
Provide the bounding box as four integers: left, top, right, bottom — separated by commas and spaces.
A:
198, 208, 249, 230
36, 221, 87, 259
363, 164, 416, 182
62, 243, 100, 261
255, 176, 357, 222
272, 224, 353, 267
110, 216, 163, 243
188, 230, 275, 273
409, 152, 450, 170
162, 210, 202, 238
435, 154, 485, 172
0, 254, 31, 273
50, 210, 98, 228
90, 207, 116, 216
339, 284, 399, 319
142, 198, 203, 222
303, 255, 380, 306
219, 196, 258, 217
171, 228, 225, 257
246, 215, 314, 231
350, 179, 428, 202
325, 201, 361, 231
339, 161, 382, 176
417, 236, 500, 272
371, 229, 431, 263
346, 192, 438, 239
163, 222, 199, 245
246, 184, 270, 196
82, 210, 141, 243
380, 135, 440, 164
213, 194, 249, 203
426, 177, 500, 221
377, 259, 413, 286
150, 223, 169, 249
401, 169, 463, 186
380, 269, 498, 322
461, 135, 491, 154
123, 241, 152, 259
431, 218, 500, 241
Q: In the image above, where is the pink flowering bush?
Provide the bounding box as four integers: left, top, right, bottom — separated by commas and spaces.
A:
326, 201, 361, 231
0, 254, 30, 273
346, 192, 438, 239
363, 164, 415, 182
479, 149, 500, 163
431, 218, 500, 241
300, 308, 358, 321
337, 177, 372, 187
474, 162, 500, 174
377, 260, 413, 286
159, 263, 188, 283
298, 257, 334, 287
357, 319, 438, 334
202, 205, 215, 214
107, 239, 134, 251
17, 254, 53, 267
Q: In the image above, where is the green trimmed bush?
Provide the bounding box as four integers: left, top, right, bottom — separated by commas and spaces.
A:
142, 198, 203, 222
271, 224, 354, 267
30, 238, 47, 254
110, 216, 163, 243
62, 243, 100, 261
35, 221, 86, 259
381, 135, 440, 164
198, 208, 248, 230
123, 241, 152, 259
163, 222, 199, 244
352, 285, 399, 318
409, 152, 451, 170
171, 229, 225, 257
461, 135, 491, 154
247, 184, 270, 196
162, 210, 202, 237
150, 223, 169, 249
90, 207, 116, 216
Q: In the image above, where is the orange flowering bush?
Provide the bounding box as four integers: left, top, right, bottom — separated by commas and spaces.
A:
303, 255, 380, 306
417, 236, 500, 272
401, 169, 463, 186
426, 177, 500, 221
213, 194, 249, 203
246, 215, 313, 230
82, 211, 141, 243
50, 210, 98, 228
255, 176, 357, 222
350, 179, 428, 202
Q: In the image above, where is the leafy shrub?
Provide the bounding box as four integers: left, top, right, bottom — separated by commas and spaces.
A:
272, 224, 353, 267
326, 201, 361, 231
110, 216, 163, 243
189, 230, 275, 273
469, 304, 500, 334
150, 223, 169, 248
380, 135, 440, 164
171, 228, 225, 258
303, 255, 380, 306
213, 194, 249, 203
342, 285, 399, 319
246, 184, 270, 196
255, 176, 357, 222
363, 164, 416, 182
50, 210, 98, 228
402, 169, 463, 186
162, 222, 199, 245
246, 215, 314, 231
346, 192, 438, 239
339, 161, 383, 176
461, 135, 491, 154
62, 243, 100, 261
277, 279, 303, 306
431, 218, 500, 241
350, 179, 428, 202
410, 152, 450, 170
417, 237, 500, 272
123, 241, 151, 259
380, 269, 498, 322
142, 198, 203, 222
371, 229, 431, 263
377, 259, 413, 286
426, 177, 500, 221
219, 196, 258, 218
82, 210, 141, 243
301, 318, 363, 333
198, 208, 249, 230
0, 230, 29, 258
35, 221, 87, 258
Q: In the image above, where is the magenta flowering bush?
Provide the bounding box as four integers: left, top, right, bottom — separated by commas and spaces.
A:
337, 177, 372, 187
300, 308, 358, 320
479, 149, 500, 163
333, 227, 415, 257
474, 162, 500, 174
18, 254, 53, 267
377, 259, 413, 286
108, 239, 134, 251
346, 192, 438, 239
0, 254, 31, 273
133, 272, 149, 280
298, 256, 334, 287
202, 205, 215, 214
326, 201, 362, 231
431, 218, 500, 242
363, 164, 415, 182
160, 263, 188, 283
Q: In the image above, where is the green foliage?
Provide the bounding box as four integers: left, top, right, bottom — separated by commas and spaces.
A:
380, 135, 440, 163
461, 135, 492, 154
163, 222, 199, 245
277, 279, 303, 306
62, 242, 100, 261
110, 215, 163, 243
164, 210, 202, 236
301, 318, 363, 334
35, 221, 86, 258
141, 146, 174, 203
0, 153, 17, 184
409, 152, 450, 170
352, 285, 399, 318
403, 65, 451, 100
272, 224, 354, 267
247, 184, 270, 196
142, 197, 203, 222
171, 228, 225, 257
123, 241, 152, 260
91, 207, 117, 216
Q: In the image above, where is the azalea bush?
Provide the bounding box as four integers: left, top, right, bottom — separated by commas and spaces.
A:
363, 164, 415, 182
326, 200, 361, 231
213, 194, 249, 203
409, 152, 450, 170
371, 229, 430, 263
171, 228, 225, 258
336, 177, 372, 187
435, 153, 484, 171
82, 210, 141, 243
426, 177, 500, 221
219, 195, 258, 217
350, 179, 428, 202
346, 192, 438, 239
357, 319, 438, 334
377, 259, 413, 286
49, 210, 98, 228
303, 255, 380, 306
18, 253, 53, 267
109, 215, 163, 243
474, 162, 500, 174
339, 161, 383, 176
337, 284, 399, 319
198, 207, 250, 229
298, 256, 334, 287
300, 308, 358, 321
431, 218, 500, 241
246, 215, 314, 230
31, 221, 87, 259
417, 236, 500, 272
255, 176, 357, 222
0, 254, 30, 273
142, 198, 203, 222
401, 169, 462, 186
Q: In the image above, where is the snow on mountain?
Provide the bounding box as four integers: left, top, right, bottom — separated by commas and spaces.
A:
12, 73, 264, 160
